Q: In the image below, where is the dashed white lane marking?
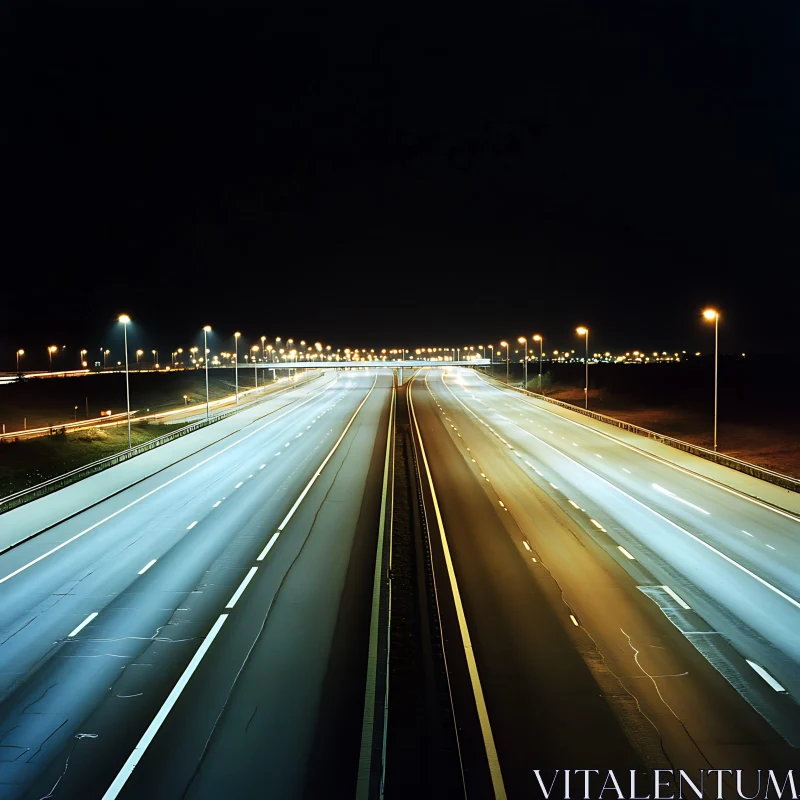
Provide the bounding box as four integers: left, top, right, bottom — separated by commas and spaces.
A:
523, 541, 531, 551
225, 566, 258, 609
186, 521, 198, 530
68, 612, 98, 638
618, 546, 636, 560
235, 482, 243, 489
572, 442, 579, 447
481, 472, 486, 478
652, 483, 711, 515
662, 585, 691, 609
138, 559, 157, 575
259, 464, 266, 469
568, 500, 580, 509
766, 544, 776, 551
0, 378, 340, 587
295, 432, 303, 438
248, 474, 253, 479
284, 443, 291, 447
102, 614, 229, 799
595, 454, 603, 459
742, 530, 753, 537
549, 482, 558, 489
257, 532, 281, 561
746, 660, 786, 692
590, 519, 606, 531
569, 615, 579, 627
212, 500, 221, 507
275, 452, 281, 456
623, 468, 631, 473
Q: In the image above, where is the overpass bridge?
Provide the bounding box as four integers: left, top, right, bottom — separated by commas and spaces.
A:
239, 359, 490, 369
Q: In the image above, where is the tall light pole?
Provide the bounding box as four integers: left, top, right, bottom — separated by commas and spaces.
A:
152, 349, 158, 369
48, 345, 57, 371
518, 337, 528, 388
576, 327, 589, 409
80, 348, 87, 368
251, 345, 259, 388
119, 315, 132, 449
533, 334, 543, 393
703, 308, 720, 452
234, 332, 241, 404
16, 349, 23, 373
136, 349, 143, 366
500, 341, 509, 383
203, 326, 212, 419
487, 344, 494, 377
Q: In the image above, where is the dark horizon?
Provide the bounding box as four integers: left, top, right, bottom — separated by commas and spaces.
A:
4, 4, 799, 355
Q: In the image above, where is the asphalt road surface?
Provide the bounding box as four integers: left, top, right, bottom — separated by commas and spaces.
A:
407, 368, 799, 799
0, 370, 392, 799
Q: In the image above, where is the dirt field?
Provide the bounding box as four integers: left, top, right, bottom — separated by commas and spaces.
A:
548, 386, 800, 478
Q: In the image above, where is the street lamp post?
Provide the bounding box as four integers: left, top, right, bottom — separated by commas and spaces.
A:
152, 350, 158, 369
518, 337, 528, 388
119, 315, 132, 449
16, 349, 23, 373
48, 345, 57, 371
703, 308, 720, 452
234, 332, 241, 404
487, 344, 494, 377
500, 341, 509, 383
251, 345, 259, 388
533, 335, 543, 393
80, 349, 87, 368
203, 326, 212, 419
576, 327, 589, 409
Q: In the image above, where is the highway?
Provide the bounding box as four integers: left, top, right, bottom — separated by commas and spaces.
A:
0, 370, 393, 799
407, 367, 800, 799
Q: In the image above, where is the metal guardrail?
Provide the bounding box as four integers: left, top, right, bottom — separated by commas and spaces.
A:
0, 373, 321, 515
491, 377, 800, 494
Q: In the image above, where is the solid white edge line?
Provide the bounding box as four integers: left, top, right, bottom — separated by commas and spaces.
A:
662, 584, 691, 610
257, 532, 281, 561
438, 374, 800, 614
0, 377, 339, 585
276, 375, 378, 532
138, 559, 157, 576
746, 659, 786, 692
68, 611, 98, 638
618, 546, 636, 560
473, 371, 800, 524
101, 614, 229, 799
225, 566, 258, 609
356, 382, 395, 799
409, 373, 507, 799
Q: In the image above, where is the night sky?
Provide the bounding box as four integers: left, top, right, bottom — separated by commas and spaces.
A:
3, 3, 799, 364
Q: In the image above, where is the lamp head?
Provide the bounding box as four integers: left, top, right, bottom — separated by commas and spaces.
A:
118, 314, 131, 324
576, 326, 588, 336
702, 308, 718, 321
203, 325, 212, 333
533, 334, 542, 342
518, 336, 526, 344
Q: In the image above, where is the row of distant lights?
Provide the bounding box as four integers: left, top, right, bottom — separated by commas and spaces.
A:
17, 309, 732, 369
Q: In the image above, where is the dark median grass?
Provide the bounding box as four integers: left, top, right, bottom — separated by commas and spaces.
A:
0, 422, 187, 498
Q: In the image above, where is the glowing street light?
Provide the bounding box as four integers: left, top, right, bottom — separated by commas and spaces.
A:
251, 345, 260, 389
500, 341, 509, 384
203, 326, 212, 418
136, 349, 144, 366
47, 345, 58, 371
118, 315, 132, 449
79, 348, 87, 368
703, 308, 720, 452
16, 349, 24, 373
234, 332, 241, 404
518, 336, 528, 388
533, 335, 543, 393
576, 327, 589, 408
